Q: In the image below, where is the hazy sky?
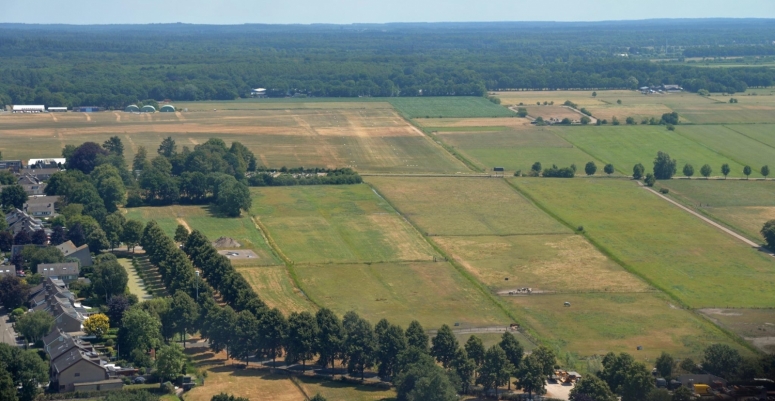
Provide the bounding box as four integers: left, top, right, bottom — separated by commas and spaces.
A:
4, 0, 775, 24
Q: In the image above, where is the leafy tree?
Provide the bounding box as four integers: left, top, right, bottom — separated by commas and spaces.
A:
15, 310, 54, 343
156, 344, 186, 381
259, 308, 288, 365
30, 229, 47, 245
13, 230, 31, 246
585, 161, 597, 176
700, 164, 712, 179
107, 295, 131, 326
0, 275, 29, 309
395, 353, 457, 401
119, 307, 163, 358
762, 165, 770, 179
87, 227, 110, 253
580, 116, 591, 125
661, 112, 679, 125
69, 142, 109, 174
464, 335, 485, 374
0, 344, 48, 401
621, 361, 654, 401
158, 136, 177, 157
672, 386, 694, 401
103, 211, 125, 250
679, 358, 698, 374
211, 394, 250, 401
611, 116, 620, 125
604, 163, 615, 175
170, 291, 200, 347
343, 312, 377, 380
83, 313, 110, 337
133, 146, 148, 171
50, 226, 67, 246
632, 163, 645, 179
744, 165, 752, 179
452, 348, 476, 394
431, 324, 458, 369
67, 222, 87, 246
286, 311, 318, 368
91, 257, 128, 301
531, 162, 542, 175
683, 164, 694, 178
174, 224, 190, 243
232, 310, 260, 366
626, 116, 636, 125
1, 185, 27, 210
532, 345, 556, 376
570, 374, 616, 401
406, 320, 429, 351
0, 232, 12, 252
702, 344, 741, 379
0, 367, 17, 401
655, 352, 674, 378
499, 331, 524, 389
103, 136, 125, 156
214, 180, 252, 217
476, 345, 513, 398
592, 92, 597, 97
515, 354, 546, 399
377, 323, 407, 379
762, 220, 775, 250
121, 219, 144, 252
653, 151, 677, 179
315, 308, 344, 371
721, 163, 731, 179
600, 352, 635, 394
646, 388, 672, 401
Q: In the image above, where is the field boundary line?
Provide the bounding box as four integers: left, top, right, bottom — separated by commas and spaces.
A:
361, 173, 491, 177
506, 178, 762, 354
672, 126, 755, 169
366, 182, 542, 347
722, 124, 775, 153
397, 111, 481, 172
550, 130, 619, 173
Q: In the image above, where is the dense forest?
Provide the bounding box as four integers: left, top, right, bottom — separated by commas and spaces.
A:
1, 19, 775, 107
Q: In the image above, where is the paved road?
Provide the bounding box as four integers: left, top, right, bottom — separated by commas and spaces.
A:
0, 307, 20, 346
639, 183, 774, 255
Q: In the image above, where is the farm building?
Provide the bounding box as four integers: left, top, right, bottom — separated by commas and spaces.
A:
140, 105, 156, 113
251, 88, 267, 98
74, 106, 103, 112
12, 105, 45, 113
29, 158, 66, 168
48, 107, 67, 112
124, 105, 140, 112
160, 105, 175, 112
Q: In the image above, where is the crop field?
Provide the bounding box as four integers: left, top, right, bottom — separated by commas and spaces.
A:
124, 205, 279, 265
724, 124, 775, 149
673, 103, 775, 124
175, 98, 390, 111
659, 180, 775, 241
506, 293, 742, 360
237, 266, 316, 315
293, 262, 512, 329
250, 185, 439, 264
493, 90, 610, 107
0, 107, 465, 174
433, 234, 649, 293
699, 308, 775, 353
415, 116, 531, 129
387, 97, 516, 118
676, 125, 775, 172
553, 125, 749, 176
524, 105, 585, 121
583, 103, 675, 122
511, 178, 775, 308
367, 177, 570, 236
434, 128, 602, 173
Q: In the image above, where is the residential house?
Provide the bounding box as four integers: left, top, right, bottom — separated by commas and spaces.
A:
41, 328, 123, 392
0, 267, 15, 278
38, 262, 79, 283
56, 241, 93, 267
15, 174, 47, 195
24, 196, 59, 218
29, 278, 90, 334
22, 167, 60, 181
28, 158, 65, 169
0, 160, 23, 172
6, 209, 45, 236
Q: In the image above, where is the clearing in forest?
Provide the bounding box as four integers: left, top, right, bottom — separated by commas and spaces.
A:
367, 177, 569, 236
250, 185, 439, 264
511, 178, 775, 308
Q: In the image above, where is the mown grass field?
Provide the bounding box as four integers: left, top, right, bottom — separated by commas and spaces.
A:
724, 124, 775, 149
506, 292, 743, 360
237, 266, 316, 316
294, 262, 512, 329
675, 125, 775, 172
388, 97, 516, 118
124, 205, 280, 265
367, 177, 570, 236
434, 234, 649, 293
511, 178, 775, 308
434, 128, 602, 173
659, 179, 775, 241
250, 185, 439, 264
553, 125, 749, 176
493, 90, 611, 107
699, 308, 775, 353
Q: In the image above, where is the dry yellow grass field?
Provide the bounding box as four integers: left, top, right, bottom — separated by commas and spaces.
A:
492, 90, 608, 107
523, 106, 584, 121
433, 234, 650, 293
414, 117, 532, 128
237, 266, 316, 316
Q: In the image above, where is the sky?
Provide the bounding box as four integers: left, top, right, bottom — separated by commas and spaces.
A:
4, 0, 775, 24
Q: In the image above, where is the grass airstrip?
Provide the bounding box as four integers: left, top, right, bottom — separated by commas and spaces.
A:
34, 92, 775, 395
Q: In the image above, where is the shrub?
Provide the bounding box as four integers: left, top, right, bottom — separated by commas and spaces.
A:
542, 164, 575, 178
645, 173, 656, 187
659, 188, 669, 194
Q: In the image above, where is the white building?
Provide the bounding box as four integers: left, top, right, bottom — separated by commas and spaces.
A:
28, 158, 66, 167
12, 105, 45, 113
48, 107, 67, 112
251, 88, 267, 98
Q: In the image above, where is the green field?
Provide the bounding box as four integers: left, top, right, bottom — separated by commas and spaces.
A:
507, 293, 743, 360
388, 97, 516, 118
724, 124, 775, 149
511, 178, 775, 308
435, 128, 603, 173
659, 179, 775, 241
250, 185, 439, 264
237, 266, 316, 316
293, 262, 512, 329
367, 177, 570, 236
676, 125, 775, 171
124, 205, 280, 265
434, 234, 649, 293
554, 125, 749, 176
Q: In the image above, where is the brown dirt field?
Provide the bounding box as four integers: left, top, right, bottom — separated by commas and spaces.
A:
183, 349, 304, 401
524, 106, 584, 121
414, 117, 532, 128
434, 234, 650, 293
699, 308, 775, 352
